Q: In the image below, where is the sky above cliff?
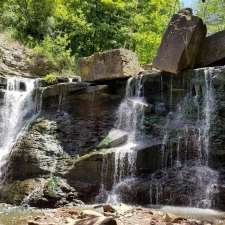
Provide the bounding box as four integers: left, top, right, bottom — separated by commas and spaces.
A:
182, 0, 197, 8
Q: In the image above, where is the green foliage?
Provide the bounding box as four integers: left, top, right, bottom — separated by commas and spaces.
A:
1, 0, 55, 42
0, 0, 179, 65
196, 0, 225, 32
43, 72, 58, 85
34, 34, 75, 72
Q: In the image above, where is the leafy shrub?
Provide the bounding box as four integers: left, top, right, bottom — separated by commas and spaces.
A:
43, 72, 58, 85
34, 34, 75, 73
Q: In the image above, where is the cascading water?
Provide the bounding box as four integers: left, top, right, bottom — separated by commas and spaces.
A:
106, 74, 147, 203
96, 67, 219, 209
148, 68, 218, 208
0, 76, 39, 179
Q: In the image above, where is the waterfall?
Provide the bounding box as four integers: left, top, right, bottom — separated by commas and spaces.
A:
0, 76, 39, 178
107, 74, 147, 203
149, 68, 218, 208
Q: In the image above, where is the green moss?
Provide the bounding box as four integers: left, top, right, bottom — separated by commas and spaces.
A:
74, 148, 112, 164
44, 177, 59, 198
97, 136, 111, 148
43, 72, 58, 85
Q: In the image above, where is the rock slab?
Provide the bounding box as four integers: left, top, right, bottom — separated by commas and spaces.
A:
198, 30, 225, 67
79, 48, 141, 82
98, 129, 128, 149
153, 8, 206, 74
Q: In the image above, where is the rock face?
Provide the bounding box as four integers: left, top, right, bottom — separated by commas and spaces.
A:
79, 48, 141, 82
3, 66, 225, 210
198, 30, 225, 67
153, 8, 206, 74
0, 33, 55, 77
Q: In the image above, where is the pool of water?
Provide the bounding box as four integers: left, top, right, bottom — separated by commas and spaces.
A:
160, 205, 225, 223
0, 204, 40, 225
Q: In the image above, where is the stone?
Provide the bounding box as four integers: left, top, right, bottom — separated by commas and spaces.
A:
153, 8, 206, 74
197, 30, 225, 67
65, 150, 114, 202
41, 82, 89, 99
163, 213, 179, 223
97, 217, 117, 225
103, 204, 116, 213
27, 221, 40, 225
80, 210, 103, 218
79, 48, 141, 82
98, 129, 128, 149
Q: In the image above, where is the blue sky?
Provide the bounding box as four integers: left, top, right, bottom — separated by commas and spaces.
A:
182, 0, 197, 8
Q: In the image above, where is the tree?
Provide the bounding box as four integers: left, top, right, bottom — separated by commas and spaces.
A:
1, 0, 55, 41
197, 0, 225, 32
0, 0, 178, 65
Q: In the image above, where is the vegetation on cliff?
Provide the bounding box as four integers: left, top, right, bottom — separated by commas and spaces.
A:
0, 0, 178, 71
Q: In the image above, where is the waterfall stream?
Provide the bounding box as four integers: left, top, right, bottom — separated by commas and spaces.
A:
148, 68, 218, 208
99, 68, 219, 208
0, 76, 39, 179
106, 75, 147, 203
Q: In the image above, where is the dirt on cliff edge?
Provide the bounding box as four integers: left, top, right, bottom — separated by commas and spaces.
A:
0, 32, 55, 78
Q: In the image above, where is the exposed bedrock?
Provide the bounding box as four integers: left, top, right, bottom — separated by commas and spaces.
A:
198, 30, 225, 67
1, 66, 225, 209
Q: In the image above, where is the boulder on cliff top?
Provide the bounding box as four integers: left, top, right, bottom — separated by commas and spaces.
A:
79, 48, 141, 82
153, 8, 206, 74
197, 30, 225, 67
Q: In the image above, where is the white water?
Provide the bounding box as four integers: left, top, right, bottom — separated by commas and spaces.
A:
0, 76, 38, 178
149, 68, 218, 208
107, 75, 147, 203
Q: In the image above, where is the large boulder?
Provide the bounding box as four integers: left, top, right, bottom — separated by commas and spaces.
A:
153, 8, 206, 74
197, 30, 225, 67
79, 48, 141, 82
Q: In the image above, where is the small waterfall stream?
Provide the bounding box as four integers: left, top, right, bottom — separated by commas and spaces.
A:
106, 74, 147, 203
99, 67, 219, 209
148, 68, 218, 208
0, 76, 39, 179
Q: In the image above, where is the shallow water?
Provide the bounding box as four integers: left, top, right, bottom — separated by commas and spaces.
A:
160, 205, 225, 223
0, 205, 40, 225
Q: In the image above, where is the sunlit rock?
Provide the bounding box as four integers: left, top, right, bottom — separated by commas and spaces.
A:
79, 48, 141, 82
153, 8, 206, 74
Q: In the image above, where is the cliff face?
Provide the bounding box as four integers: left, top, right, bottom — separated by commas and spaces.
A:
0, 66, 225, 210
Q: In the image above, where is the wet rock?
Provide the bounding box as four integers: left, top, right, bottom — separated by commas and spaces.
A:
0, 75, 7, 89
57, 76, 69, 83
79, 48, 141, 82
65, 150, 114, 201
198, 30, 225, 67
98, 129, 128, 149
153, 8, 206, 74
5, 118, 73, 181
71, 76, 81, 82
